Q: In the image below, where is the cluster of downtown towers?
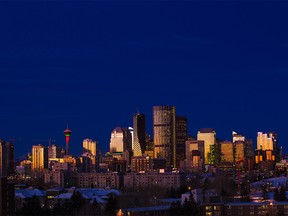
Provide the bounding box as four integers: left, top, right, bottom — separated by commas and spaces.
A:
111, 105, 279, 170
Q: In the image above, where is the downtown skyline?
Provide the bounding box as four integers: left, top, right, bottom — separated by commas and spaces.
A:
0, 1, 288, 158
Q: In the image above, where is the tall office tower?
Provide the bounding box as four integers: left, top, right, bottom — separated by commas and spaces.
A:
220, 141, 234, 163
110, 127, 132, 153
0, 177, 14, 216
133, 113, 146, 157
153, 105, 176, 168
5, 142, 14, 176
83, 138, 97, 156
48, 144, 64, 159
234, 141, 245, 162
32, 144, 47, 175
0, 140, 6, 177
232, 131, 245, 143
64, 127, 72, 155
257, 132, 274, 150
175, 116, 187, 168
185, 139, 204, 169
197, 128, 216, 164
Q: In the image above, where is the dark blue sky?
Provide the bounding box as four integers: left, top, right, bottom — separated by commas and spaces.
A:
1, 1, 288, 159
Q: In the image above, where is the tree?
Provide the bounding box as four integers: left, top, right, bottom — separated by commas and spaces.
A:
70, 191, 86, 215
274, 186, 287, 202
105, 194, 119, 216
19, 195, 43, 215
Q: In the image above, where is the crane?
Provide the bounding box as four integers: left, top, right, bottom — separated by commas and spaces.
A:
32, 138, 56, 146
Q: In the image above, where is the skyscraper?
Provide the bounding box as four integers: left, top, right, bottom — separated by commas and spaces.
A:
176, 116, 187, 168
5, 142, 14, 176
133, 113, 146, 157
153, 106, 176, 168
109, 127, 132, 153
83, 138, 97, 156
0, 141, 6, 177
197, 128, 216, 164
32, 144, 47, 176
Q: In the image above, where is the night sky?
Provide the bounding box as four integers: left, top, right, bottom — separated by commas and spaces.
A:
1, 1, 288, 159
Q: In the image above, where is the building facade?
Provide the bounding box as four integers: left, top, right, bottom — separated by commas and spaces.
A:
197, 128, 216, 164
133, 113, 146, 157
176, 116, 187, 168
153, 106, 176, 168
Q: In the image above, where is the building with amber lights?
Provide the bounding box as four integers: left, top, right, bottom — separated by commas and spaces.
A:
133, 113, 146, 157
255, 132, 277, 163
185, 139, 204, 169
220, 141, 234, 163
110, 127, 132, 153
153, 106, 176, 168
197, 128, 216, 164
32, 144, 47, 176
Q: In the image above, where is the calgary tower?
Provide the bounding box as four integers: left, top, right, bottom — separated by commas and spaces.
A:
64, 127, 72, 155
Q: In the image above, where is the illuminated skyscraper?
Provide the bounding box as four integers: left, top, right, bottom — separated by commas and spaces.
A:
110, 127, 132, 153
197, 128, 216, 164
220, 141, 234, 163
64, 127, 72, 155
232, 131, 245, 143
32, 144, 47, 175
153, 106, 176, 168
176, 116, 187, 168
83, 138, 97, 156
133, 113, 146, 157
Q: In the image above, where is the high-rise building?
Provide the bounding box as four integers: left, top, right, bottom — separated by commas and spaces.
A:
220, 141, 234, 163
32, 144, 47, 175
185, 139, 204, 169
110, 127, 132, 153
197, 128, 216, 164
83, 138, 97, 156
0, 177, 14, 216
5, 142, 14, 176
176, 116, 187, 168
232, 131, 245, 143
0, 140, 6, 177
257, 132, 274, 150
133, 113, 146, 157
48, 144, 64, 159
153, 106, 176, 168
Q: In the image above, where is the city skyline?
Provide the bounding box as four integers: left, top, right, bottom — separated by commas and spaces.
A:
1, 1, 288, 159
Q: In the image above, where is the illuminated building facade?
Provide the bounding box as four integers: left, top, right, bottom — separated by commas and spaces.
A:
197, 128, 216, 164
83, 138, 97, 156
176, 116, 187, 168
185, 139, 204, 169
153, 106, 176, 168
232, 131, 245, 143
220, 141, 234, 163
133, 113, 146, 157
131, 156, 152, 172
48, 144, 64, 159
256, 132, 277, 163
32, 144, 47, 175
110, 127, 132, 153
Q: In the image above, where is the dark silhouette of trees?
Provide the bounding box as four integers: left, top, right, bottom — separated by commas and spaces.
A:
169, 194, 199, 216
105, 194, 119, 216
274, 186, 287, 202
